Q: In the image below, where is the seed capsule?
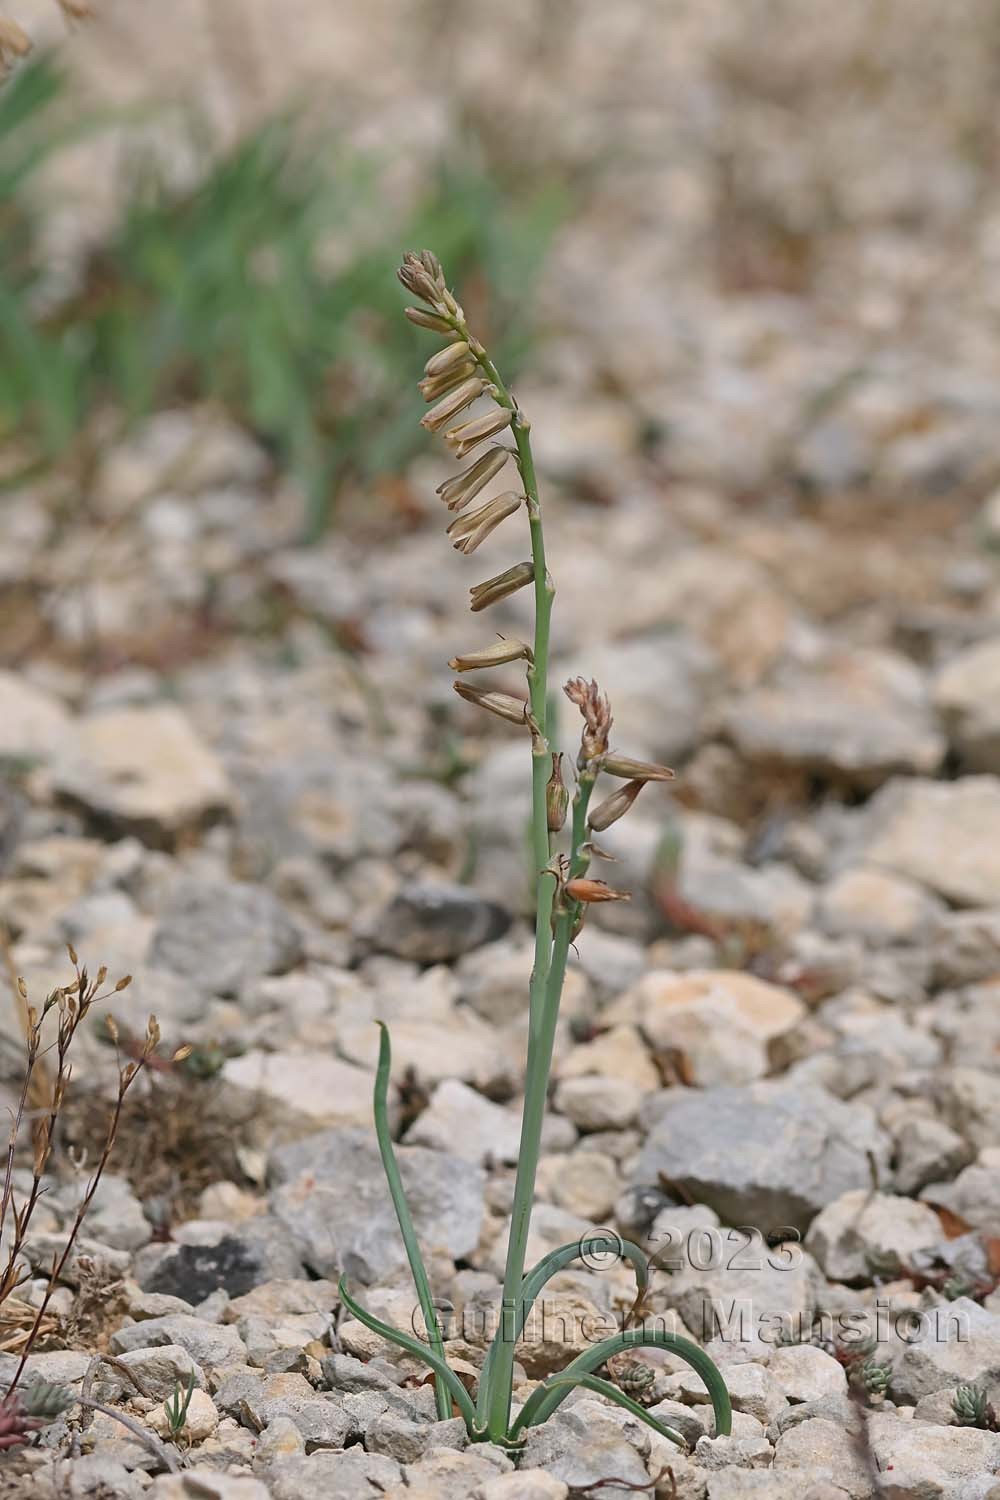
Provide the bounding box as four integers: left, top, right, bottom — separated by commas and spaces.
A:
453, 681, 529, 725
447, 492, 522, 554
418, 360, 479, 401
565, 878, 631, 903
546, 753, 569, 832
588, 778, 645, 831
602, 754, 674, 782
470, 561, 535, 612
448, 638, 532, 672
422, 377, 485, 433
445, 408, 513, 459
437, 447, 511, 511
405, 306, 453, 334
425, 341, 472, 378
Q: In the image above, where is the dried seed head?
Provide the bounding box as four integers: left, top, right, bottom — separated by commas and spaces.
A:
448, 637, 532, 672
67, 942, 78, 967
115, 974, 133, 992
425, 341, 472, 378
418, 360, 479, 402
398, 251, 444, 306
447, 491, 522, 554
16, 977, 27, 1001
453, 681, 529, 726
565, 878, 631, 903
421, 376, 485, 433
589, 778, 645, 831
546, 753, 569, 832
105, 1015, 119, 1044
470, 560, 535, 612
602, 754, 675, 783
444, 408, 513, 459
405, 306, 453, 334
564, 677, 613, 764
0, 16, 31, 67
437, 447, 511, 512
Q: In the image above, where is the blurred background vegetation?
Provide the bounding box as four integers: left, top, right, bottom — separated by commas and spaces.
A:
0, 56, 565, 539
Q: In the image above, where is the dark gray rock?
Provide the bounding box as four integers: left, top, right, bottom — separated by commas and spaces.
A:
136, 1219, 304, 1299
634, 1081, 890, 1233
267, 1126, 484, 1281
370, 881, 510, 963
150, 877, 302, 994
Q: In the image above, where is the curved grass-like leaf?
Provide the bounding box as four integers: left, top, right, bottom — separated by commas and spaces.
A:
508, 1327, 732, 1440
338, 1276, 478, 1431
475, 1231, 649, 1425
515, 1371, 688, 1450
370, 1021, 451, 1419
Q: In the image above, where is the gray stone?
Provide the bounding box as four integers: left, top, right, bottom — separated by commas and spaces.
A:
150, 877, 302, 995
138, 1220, 304, 1299
804, 1190, 942, 1283
0, 671, 70, 762
721, 649, 944, 789
520, 1401, 654, 1498
109, 1314, 247, 1369
370, 881, 510, 963
107, 1344, 205, 1401
555, 1074, 641, 1130
763, 1344, 848, 1404
251, 1392, 351, 1450
932, 909, 1000, 986
693, 1434, 772, 1470
921, 1152, 1000, 1232
934, 638, 1000, 770
320, 1351, 398, 1393
222, 1048, 374, 1129
366, 1411, 467, 1461
267, 1126, 484, 1281
856, 776, 1000, 907
631, 969, 805, 1087
891, 1297, 1000, 1403
634, 1082, 890, 1233
867, 1410, 1000, 1497
405, 1078, 522, 1165
265, 1449, 403, 1500
772, 1416, 871, 1495
666, 1249, 818, 1353
892, 1116, 973, 1196
147, 1475, 271, 1500
475, 1474, 569, 1500
401, 1447, 514, 1499
52, 705, 231, 846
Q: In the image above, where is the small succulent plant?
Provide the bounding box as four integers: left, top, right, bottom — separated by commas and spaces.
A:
339, 251, 731, 1451
952, 1382, 998, 1430
0, 1380, 72, 1450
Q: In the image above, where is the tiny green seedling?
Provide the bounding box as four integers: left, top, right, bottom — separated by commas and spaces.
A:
163, 1369, 196, 1441
340, 252, 731, 1450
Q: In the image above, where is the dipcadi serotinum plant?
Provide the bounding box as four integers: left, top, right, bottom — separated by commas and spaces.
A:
340, 250, 732, 1450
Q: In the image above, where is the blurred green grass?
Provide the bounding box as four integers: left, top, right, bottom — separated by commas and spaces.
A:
0, 57, 566, 538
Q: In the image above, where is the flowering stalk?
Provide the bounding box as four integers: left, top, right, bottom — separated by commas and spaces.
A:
342, 252, 731, 1450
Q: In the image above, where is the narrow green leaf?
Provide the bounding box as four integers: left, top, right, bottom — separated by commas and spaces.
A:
370, 1020, 452, 1421
508, 1327, 732, 1440
337, 1276, 477, 1431
517, 1371, 688, 1449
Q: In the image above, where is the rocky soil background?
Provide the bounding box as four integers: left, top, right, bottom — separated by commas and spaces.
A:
3, 2, 1000, 1497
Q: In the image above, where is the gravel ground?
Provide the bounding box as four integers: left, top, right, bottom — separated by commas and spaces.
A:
3, 3, 1000, 1497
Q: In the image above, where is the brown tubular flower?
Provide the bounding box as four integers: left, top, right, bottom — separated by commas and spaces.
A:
425, 341, 472, 378
448, 638, 532, 672
437, 447, 511, 512
602, 754, 674, 782
419, 362, 479, 402
398, 250, 446, 306
405, 306, 453, 334
453, 681, 528, 725
421, 377, 486, 433
445, 409, 513, 459
588, 778, 645, 832
470, 561, 535, 612
447, 492, 522, 555
546, 753, 569, 832
565, 878, 630, 903
564, 678, 613, 765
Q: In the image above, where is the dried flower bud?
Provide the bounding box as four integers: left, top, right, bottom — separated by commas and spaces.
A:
602, 754, 674, 782
67, 943, 78, 967
565, 878, 631, 903
398, 252, 443, 306
115, 974, 133, 992
425, 341, 471, 378
454, 681, 528, 725
546, 753, 569, 832
447, 491, 522, 554
589, 778, 645, 831
173, 1044, 194, 1063
0, 16, 31, 66
470, 561, 535, 612
437, 447, 511, 512
445, 408, 513, 459
16, 977, 27, 1001
418, 360, 479, 402
95, 965, 108, 987
418, 249, 444, 282
421, 377, 485, 433
564, 677, 613, 763
405, 306, 453, 334
448, 637, 532, 672
105, 1016, 119, 1044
